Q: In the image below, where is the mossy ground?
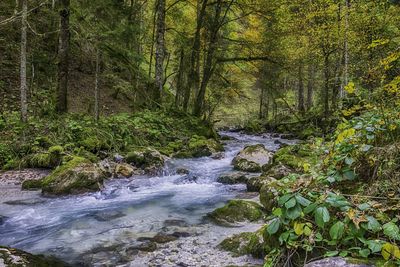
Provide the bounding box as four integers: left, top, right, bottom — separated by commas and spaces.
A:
208, 200, 264, 225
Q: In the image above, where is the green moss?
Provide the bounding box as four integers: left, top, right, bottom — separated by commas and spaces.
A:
219, 232, 265, 258
22, 179, 43, 190
273, 146, 305, 170
0, 246, 68, 267
208, 200, 264, 225
74, 147, 99, 162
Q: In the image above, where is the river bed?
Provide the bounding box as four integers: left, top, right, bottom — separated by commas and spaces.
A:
0, 132, 295, 267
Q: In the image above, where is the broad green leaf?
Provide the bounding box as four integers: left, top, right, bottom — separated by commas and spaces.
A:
345, 157, 354, 165
272, 208, 282, 217
285, 197, 297, 209
366, 240, 383, 253
366, 216, 381, 232
278, 194, 294, 206
357, 203, 371, 211
295, 194, 311, 206
315, 207, 330, 228
343, 170, 356, 180
304, 203, 318, 214
303, 225, 312, 236
267, 218, 281, 235
286, 204, 302, 220
359, 248, 370, 258
329, 221, 345, 240
383, 222, 400, 240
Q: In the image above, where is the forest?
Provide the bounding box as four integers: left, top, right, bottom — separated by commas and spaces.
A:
0, 0, 400, 266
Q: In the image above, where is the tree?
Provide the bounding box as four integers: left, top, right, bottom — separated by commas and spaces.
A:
56, 0, 70, 113
154, 0, 166, 105
20, 0, 28, 122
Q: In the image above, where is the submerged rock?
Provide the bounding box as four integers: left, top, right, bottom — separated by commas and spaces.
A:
259, 181, 284, 212
217, 172, 248, 185
232, 144, 273, 172
176, 168, 190, 175
219, 230, 265, 258
0, 246, 68, 266
208, 200, 264, 226
93, 210, 126, 222
126, 148, 165, 175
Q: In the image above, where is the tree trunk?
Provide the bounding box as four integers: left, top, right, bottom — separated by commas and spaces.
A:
259, 86, 265, 119
20, 0, 28, 123
342, 0, 350, 96
175, 49, 185, 108
154, 0, 166, 105
194, 0, 224, 116
94, 48, 100, 121
297, 64, 305, 114
306, 64, 315, 110
323, 54, 330, 117
184, 0, 208, 112
57, 0, 70, 114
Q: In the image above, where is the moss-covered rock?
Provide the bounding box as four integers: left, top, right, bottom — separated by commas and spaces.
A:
259, 180, 285, 211
262, 163, 293, 180
21, 179, 44, 190
219, 231, 265, 258
273, 146, 304, 171
173, 135, 224, 158
208, 200, 264, 226
232, 144, 273, 172
217, 172, 248, 184
126, 148, 165, 174
114, 163, 135, 178
25, 145, 64, 169
28, 156, 108, 195
0, 246, 68, 267
246, 176, 276, 192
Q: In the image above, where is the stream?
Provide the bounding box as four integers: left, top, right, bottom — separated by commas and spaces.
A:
0, 132, 295, 267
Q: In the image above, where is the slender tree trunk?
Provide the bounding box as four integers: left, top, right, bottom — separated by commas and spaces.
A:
154, 0, 166, 105
342, 0, 350, 96
259, 86, 265, 119
94, 48, 100, 121
323, 54, 330, 117
148, 0, 158, 83
297, 64, 305, 114
175, 49, 185, 108
307, 64, 315, 110
20, 0, 28, 123
194, 0, 224, 116
184, 0, 208, 112
57, 0, 70, 113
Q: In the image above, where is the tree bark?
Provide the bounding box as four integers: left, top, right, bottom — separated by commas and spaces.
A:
323, 54, 330, 117
297, 64, 305, 114
57, 0, 70, 114
154, 0, 166, 105
175, 49, 185, 108
306, 64, 315, 110
342, 0, 350, 97
184, 0, 208, 112
94, 48, 100, 121
20, 0, 28, 123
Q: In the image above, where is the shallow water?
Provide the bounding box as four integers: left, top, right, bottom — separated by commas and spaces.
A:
0, 132, 295, 266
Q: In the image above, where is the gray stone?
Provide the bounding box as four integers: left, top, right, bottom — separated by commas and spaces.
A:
305, 257, 374, 267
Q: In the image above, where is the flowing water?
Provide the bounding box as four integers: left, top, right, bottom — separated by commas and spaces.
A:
0, 132, 295, 267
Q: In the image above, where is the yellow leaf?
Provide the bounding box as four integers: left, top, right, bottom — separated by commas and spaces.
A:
294, 222, 305, 236
303, 163, 311, 172
303, 225, 312, 236
344, 82, 356, 94
381, 243, 400, 260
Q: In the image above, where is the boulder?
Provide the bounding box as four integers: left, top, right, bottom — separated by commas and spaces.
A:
115, 163, 135, 178
246, 176, 276, 192
259, 181, 283, 211
217, 172, 248, 184
0, 246, 68, 266
25, 157, 108, 195
262, 163, 293, 179
304, 257, 374, 267
208, 200, 264, 226
174, 136, 224, 158
126, 148, 165, 175
176, 168, 189, 175
232, 144, 273, 172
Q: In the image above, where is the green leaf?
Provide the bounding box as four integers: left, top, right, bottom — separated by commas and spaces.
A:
295, 194, 312, 206
345, 157, 354, 165
329, 221, 345, 240
361, 145, 372, 152
267, 218, 281, 235
339, 251, 349, 257
324, 251, 339, 257
285, 197, 297, 209
359, 248, 370, 258
383, 222, 400, 240
366, 240, 383, 253
357, 203, 371, 211
278, 194, 294, 206
286, 204, 302, 220
343, 170, 356, 180
315, 207, 330, 228
304, 203, 318, 214
272, 208, 282, 217
367, 216, 381, 232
